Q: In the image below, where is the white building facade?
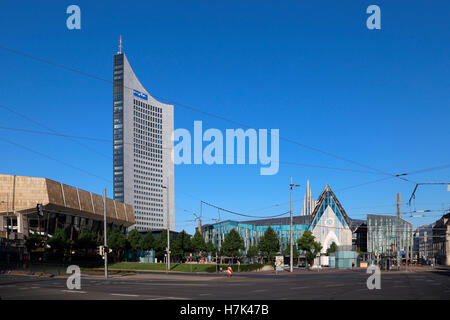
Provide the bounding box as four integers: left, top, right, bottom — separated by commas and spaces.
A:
113, 51, 174, 232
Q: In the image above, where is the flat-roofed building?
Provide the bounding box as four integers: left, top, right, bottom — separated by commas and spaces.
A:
0, 174, 134, 244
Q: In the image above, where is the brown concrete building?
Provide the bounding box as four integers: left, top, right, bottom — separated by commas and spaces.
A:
0, 174, 134, 244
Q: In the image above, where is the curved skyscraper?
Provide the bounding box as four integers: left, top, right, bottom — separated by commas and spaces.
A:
113, 47, 174, 232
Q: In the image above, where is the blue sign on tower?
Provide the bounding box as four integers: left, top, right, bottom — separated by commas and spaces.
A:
133, 89, 148, 101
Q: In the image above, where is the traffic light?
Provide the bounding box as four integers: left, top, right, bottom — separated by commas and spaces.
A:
36, 203, 44, 216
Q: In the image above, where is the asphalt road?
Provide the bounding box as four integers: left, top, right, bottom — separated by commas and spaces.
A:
1, 268, 450, 300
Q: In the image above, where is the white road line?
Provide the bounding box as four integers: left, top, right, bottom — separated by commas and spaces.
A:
61, 290, 87, 293
325, 284, 344, 287
147, 296, 188, 300
251, 289, 268, 293
110, 293, 140, 297
290, 286, 309, 290
199, 293, 211, 296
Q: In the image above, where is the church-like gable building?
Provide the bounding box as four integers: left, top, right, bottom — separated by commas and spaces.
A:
308, 185, 353, 266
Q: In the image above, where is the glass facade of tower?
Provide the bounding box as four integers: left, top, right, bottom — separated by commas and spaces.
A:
113, 54, 124, 202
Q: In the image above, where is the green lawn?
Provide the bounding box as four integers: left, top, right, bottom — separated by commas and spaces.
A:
106, 262, 267, 273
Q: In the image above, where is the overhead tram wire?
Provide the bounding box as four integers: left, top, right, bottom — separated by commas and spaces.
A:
0, 103, 112, 160
3, 119, 450, 179
200, 200, 290, 219
0, 44, 419, 184
0, 136, 111, 183
0, 122, 395, 176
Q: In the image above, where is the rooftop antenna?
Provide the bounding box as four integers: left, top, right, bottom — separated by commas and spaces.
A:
118, 35, 122, 54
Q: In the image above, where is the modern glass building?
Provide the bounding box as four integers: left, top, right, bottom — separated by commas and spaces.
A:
367, 214, 413, 262
113, 48, 174, 232
202, 216, 311, 253
202, 184, 355, 264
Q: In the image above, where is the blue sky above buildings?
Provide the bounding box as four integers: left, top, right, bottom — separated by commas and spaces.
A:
0, 1, 449, 233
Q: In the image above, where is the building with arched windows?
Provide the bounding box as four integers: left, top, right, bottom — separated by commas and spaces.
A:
202, 183, 357, 267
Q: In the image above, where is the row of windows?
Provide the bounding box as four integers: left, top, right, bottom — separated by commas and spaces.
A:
134, 169, 162, 179
134, 163, 162, 174
134, 149, 163, 160
133, 178, 163, 188
134, 126, 162, 139
134, 116, 162, 130
134, 109, 162, 123
134, 99, 163, 114
133, 173, 162, 184
134, 205, 163, 213
133, 139, 162, 153
134, 132, 161, 145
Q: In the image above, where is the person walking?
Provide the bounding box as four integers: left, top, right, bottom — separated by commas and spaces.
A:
227, 260, 232, 278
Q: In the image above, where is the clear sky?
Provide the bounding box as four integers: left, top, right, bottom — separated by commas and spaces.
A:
0, 0, 449, 234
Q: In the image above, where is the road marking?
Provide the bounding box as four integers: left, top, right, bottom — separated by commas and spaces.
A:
61, 290, 87, 294
199, 293, 211, 296
290, 286, 309, 290
325, 284, 344, 287
147, 296, 188, 300
110, 293, 140, 297
251, 289, 268, 293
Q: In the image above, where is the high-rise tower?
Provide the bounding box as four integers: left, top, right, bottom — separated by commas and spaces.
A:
113, 44, 174, 232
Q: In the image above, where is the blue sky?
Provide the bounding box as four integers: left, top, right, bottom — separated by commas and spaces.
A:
0, 1, 449, 233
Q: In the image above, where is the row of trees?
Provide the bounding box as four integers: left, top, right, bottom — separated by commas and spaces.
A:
27, 225, 324, 266
127, 229, 216, 261
242, 227, 323, 265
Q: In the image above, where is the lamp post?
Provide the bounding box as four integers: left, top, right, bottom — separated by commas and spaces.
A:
1, 195, 10, 267
289, 177, 300, 273
162, 183, 170, 272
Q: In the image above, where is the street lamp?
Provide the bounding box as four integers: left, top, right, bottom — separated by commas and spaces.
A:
1, 195, 10, 267
289, 177, 300, 273
162, 183, 170, 272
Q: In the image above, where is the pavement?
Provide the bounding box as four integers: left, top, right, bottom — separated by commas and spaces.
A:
0, 267, 449, 300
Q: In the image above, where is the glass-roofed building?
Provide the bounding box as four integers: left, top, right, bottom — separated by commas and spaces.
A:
202, 184, 355, 263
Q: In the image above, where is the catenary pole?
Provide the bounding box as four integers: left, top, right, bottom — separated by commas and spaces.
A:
289, 178, 300, 272
290, 177, 293, 272
103, 188, 108, 279
6, 194, 10, 267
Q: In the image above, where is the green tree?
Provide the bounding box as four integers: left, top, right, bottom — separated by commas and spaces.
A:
76, 227, 98, 256
191, 230, 206, 255
154, 230, 174, 260
297, 230, 322, 267
220, 229, 245, 259
128, 229, 143, 252
141, 231, 155, 251
326, 241, 337, 255
26, 233, 43, 252
48, 228, 70, 256
107, 228, 127, 261
283, 245, 299, 259
258, 226, 280, 262
246, 245, 259, 260
205, 240, 216, 255
173, 230, 192, 260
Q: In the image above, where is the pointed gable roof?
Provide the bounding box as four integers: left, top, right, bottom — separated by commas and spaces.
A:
308, 184, 351, 230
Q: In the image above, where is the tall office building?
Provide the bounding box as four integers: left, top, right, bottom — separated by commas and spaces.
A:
113, 44, 174, 232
